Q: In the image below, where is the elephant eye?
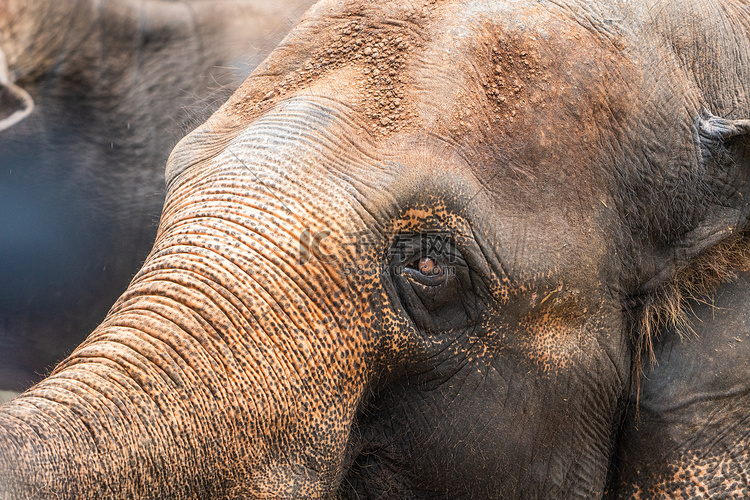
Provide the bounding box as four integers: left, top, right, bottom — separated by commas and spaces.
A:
415, 257, 443, 276
404, 256, 445, 284
388, 233, 481, 332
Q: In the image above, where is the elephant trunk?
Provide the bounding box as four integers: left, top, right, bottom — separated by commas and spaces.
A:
0, 99, 378, 498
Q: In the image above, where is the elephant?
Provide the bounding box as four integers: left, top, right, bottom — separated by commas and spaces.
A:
611, 269, 750, 498
0, 0, 314, 391
1, 0, 750, 497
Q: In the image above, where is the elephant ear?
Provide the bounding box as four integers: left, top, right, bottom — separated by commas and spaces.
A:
649, 111, 750, 284
697, 110, 750, 164
680, 110, 750, 258
635, 111, 750, 371
698, 110, 750, 240
0, 49, 33, 132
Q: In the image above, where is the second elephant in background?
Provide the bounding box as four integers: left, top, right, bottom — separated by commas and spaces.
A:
0, 0, 314, 391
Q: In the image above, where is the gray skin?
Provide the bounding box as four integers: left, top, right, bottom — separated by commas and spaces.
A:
0, 0, 313, 391
611, 270, 750, 498
1, 0, 750, 498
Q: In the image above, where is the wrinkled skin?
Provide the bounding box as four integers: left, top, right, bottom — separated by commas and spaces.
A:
1, 0, 750, 498
612, 270, 750, 498
0, 0, 313, 390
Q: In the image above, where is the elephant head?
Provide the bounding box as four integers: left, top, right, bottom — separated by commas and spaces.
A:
2, 0, 750, 497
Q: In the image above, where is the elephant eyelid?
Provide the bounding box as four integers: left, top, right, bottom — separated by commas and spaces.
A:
388, 232, 458, 262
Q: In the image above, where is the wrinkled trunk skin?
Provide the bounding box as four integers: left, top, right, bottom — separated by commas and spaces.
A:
0, 101, 376, 498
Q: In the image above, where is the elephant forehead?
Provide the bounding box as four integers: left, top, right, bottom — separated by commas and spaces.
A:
409, 1, 637, 173
214, 0, 638, 257
289, 2, 627, 191
224, 0, 635, 137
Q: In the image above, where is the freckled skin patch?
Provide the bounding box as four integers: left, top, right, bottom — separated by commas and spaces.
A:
517, 288, 589, 372
619, 449, 750, 499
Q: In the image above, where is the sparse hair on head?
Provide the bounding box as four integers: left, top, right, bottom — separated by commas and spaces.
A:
631, 231, 750, 391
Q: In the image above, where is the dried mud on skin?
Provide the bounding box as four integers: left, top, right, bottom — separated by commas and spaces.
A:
227, 8, 432, 136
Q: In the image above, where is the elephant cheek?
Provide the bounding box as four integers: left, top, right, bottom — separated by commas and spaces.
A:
504, 298, 630, 490
511, 288, 629, 383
